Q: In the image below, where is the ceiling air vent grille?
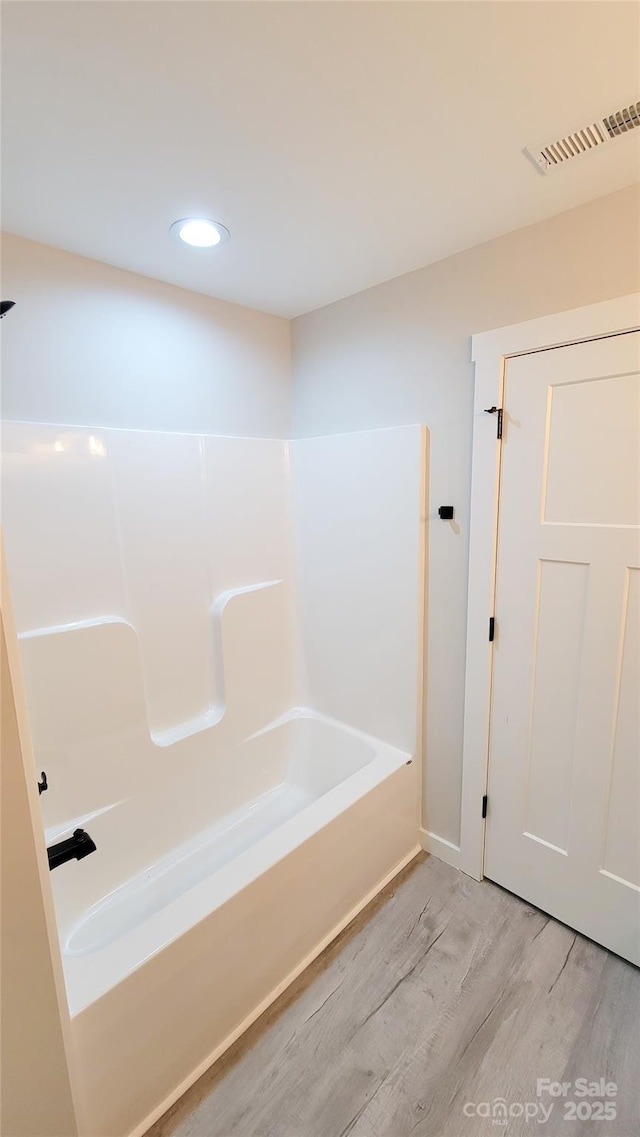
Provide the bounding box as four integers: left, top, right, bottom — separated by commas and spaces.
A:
525, 99, 640, 174
603, 102, 640, 137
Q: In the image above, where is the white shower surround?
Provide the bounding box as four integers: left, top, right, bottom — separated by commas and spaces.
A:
1, 420, 427, 1137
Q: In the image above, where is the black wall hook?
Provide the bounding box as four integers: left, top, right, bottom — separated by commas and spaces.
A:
38, 771, 48, 795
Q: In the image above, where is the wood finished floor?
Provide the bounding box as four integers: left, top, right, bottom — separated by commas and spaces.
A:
148, 854, 640, 1137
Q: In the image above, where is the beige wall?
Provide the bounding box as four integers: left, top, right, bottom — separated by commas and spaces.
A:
1, 233, 291, 437
1, 547, 78, 1137
291, 183, 640, 848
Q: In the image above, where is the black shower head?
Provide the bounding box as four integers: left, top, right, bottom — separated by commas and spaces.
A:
0, 300, 16, 318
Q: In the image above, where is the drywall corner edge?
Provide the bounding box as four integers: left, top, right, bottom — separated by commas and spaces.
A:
0, 532, 80, 1137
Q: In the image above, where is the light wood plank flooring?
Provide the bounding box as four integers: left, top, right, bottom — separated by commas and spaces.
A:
148, 854, 639, 1137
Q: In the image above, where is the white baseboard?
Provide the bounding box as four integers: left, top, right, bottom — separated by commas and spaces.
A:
128, 843, 421, 1137
419, 827, 463, 870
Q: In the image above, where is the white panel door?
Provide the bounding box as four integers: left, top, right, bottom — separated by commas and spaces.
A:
485, 331, 640, 964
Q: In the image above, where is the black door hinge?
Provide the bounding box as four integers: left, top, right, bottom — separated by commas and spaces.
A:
489, 617, 495, 642
482, 795, 488, 819
484, 406, 503, 439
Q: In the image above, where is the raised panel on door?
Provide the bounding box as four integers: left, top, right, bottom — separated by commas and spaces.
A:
485, 331, 640, 964
602, 568, 640, 892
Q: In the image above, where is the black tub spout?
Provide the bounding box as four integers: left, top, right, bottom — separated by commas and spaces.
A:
47, 828, 97, 871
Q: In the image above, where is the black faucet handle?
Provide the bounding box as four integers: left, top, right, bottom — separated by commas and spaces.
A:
73, 829, 97, 860
47, 828, 97, 870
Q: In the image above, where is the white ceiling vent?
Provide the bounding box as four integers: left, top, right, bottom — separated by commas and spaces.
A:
525, 100, 640, 174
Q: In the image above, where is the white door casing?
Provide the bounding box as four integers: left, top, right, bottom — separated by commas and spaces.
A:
484, 332, 640, 964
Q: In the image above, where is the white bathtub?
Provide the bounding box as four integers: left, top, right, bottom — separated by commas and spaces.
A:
3, 421, 427, 1137
68, 709, 420, 1137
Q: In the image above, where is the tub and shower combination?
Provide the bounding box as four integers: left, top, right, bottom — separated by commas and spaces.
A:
2, 421, 427, 1137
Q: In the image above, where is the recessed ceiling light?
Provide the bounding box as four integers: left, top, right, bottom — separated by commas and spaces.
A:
170, 218, 230, 248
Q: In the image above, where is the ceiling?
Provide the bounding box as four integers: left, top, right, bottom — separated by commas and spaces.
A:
2, 1, 639, 318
